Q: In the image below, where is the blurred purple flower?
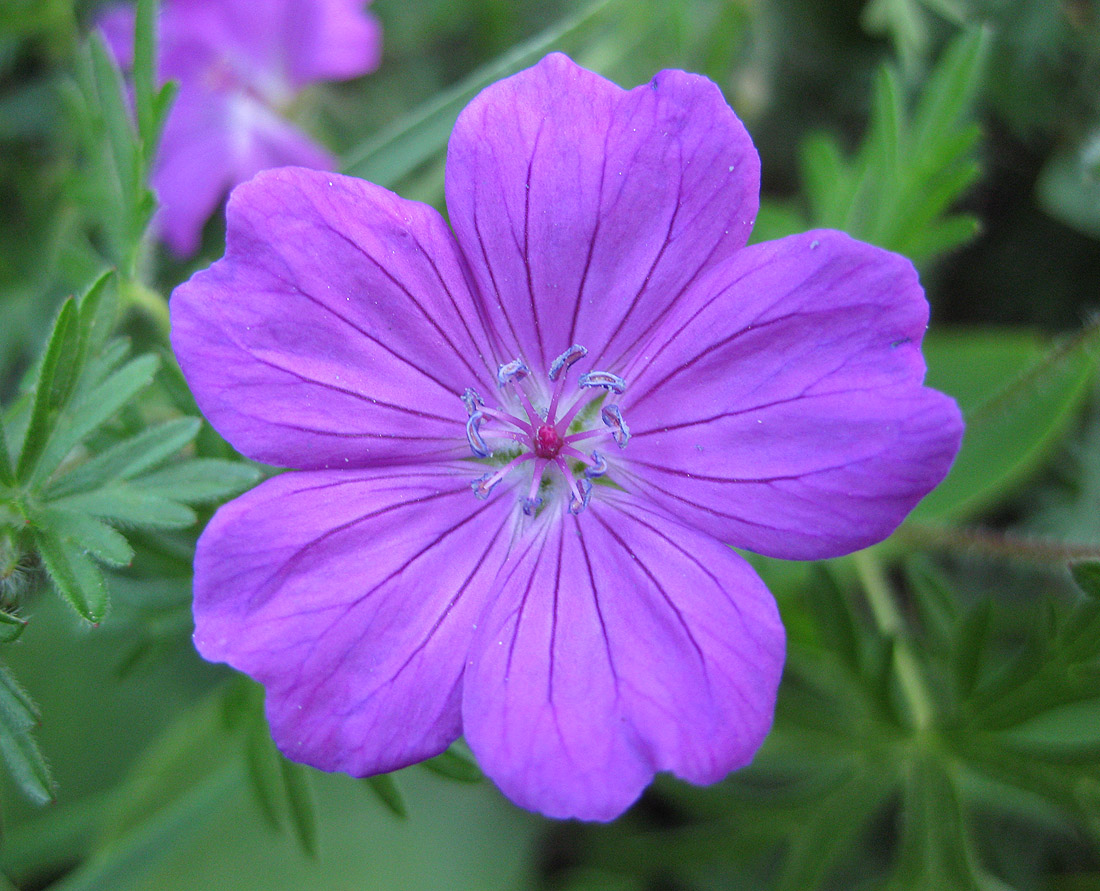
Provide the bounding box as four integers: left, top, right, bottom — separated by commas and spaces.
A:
99, 0, 381, 256
172, 54, 963, 820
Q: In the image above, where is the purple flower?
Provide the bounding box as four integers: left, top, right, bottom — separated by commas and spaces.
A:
172, 54, 963, 821
99, 0, 382, 256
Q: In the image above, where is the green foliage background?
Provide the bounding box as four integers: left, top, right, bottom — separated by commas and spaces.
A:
1, 0, 1099, 889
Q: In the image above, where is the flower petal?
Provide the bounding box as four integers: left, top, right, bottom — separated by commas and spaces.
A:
282, 0, 383, 87
463, 493, 784, 821
446, 53, 759, 374
170, 166, 498, 469
620, 230, 963, 559
193, 465, 517, 775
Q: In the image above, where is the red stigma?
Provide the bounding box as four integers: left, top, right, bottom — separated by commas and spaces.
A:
534, 424, 563, 459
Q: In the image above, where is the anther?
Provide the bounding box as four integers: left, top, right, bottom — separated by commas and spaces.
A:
466, 411, 491, 457
461, 387, 484, 416
548, 344, 588, 381
601, 404, 630, 448
569, 478, 593, 515
585, 450, 608, 478
471, 472, 499, 499
578, 370, 626, 394
522, 495, 543, 516
497, 358, 530, 387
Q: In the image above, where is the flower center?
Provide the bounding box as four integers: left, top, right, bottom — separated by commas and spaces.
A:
462, 344, 630, 515
533, 424, 563, 459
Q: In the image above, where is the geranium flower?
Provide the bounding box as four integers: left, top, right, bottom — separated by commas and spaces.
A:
172, 54, 963, 821
99, 0, 382, 256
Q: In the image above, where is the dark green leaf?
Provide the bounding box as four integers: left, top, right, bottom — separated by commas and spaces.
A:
1071, 561, 1100, 600
51, 484, 195, 529
33, 528, 109, 622
0, 611, 27, 643
15, 298, 79, 482
364, 773, 407, 819
421, 746, 483, 784
133, 458, 261, 504
47, 418, 200, 499
342, 0, 630, 187
279, 759, 318, 858
0, 664, 54, 805
887, 758, 978, 890
244, 723, 285, 830
804, 565, 862, 674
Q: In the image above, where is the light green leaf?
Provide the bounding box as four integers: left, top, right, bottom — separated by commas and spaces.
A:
51, 484, 195, 529
912, 324, 1100, 521
47, 418, 201, 499
31, 354, 160, 488
76, 270, 119, 362
29, 507, 133, 568
33, 528, 109, 623
0, 662, 39, 729
15, 298, 79, 482
133, 458, 261, 504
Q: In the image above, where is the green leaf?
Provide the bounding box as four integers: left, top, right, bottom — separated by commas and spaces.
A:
0, 415, 14, 487
28, 507, 133, 568
887, 758, 978, 890
364, 773, 407, 819
0, 664, 54, 805
47, 418, 201, 499
15, 298, 79, 482
33, 528, 109, 622
51, 484, 195, 529
1071, 561, 1100, 600
913, 324, 1100, 521
77, 270, 119, 361
31, 354, 160, 487
279, 760, 318, 858
342, 0, 631, 188
0, 611, 28, 643
133, 458, 261, 504
421, 746, 484, 784
132, 0, 160, 150
243, 722, 285, 830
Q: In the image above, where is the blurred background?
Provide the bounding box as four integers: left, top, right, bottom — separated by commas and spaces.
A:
1, 1, 1099, 889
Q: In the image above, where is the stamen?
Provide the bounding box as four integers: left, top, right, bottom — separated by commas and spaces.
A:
548, 344, 588, 381
497, 358, 530, 387
466, 411, 491, 457
569, 478, 593, 515
585, 450, 608, 478
601, 404, 631, 448
471, 453, 534, 498
578, 370, 626, 394
461, 387, 484, 416
523, 458, 548, 515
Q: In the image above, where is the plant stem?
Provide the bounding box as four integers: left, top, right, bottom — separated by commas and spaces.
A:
852, 548, 935, 732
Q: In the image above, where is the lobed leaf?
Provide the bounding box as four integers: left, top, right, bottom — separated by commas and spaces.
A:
14, 298, 79, 483
46, 418, 201, 499
0, 611, 28, 643
421, 745, 484, 784
30, 353, 160, 488
51, 484, 195, 530
132, 458, 261, 504
28, 507, 134, 568
33, 528, 109, 623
